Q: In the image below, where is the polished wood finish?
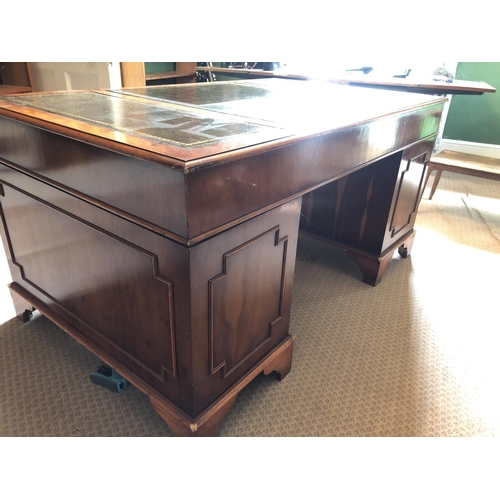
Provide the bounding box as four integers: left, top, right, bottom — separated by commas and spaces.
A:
334, 76, 496, 95
426, 150, 500, 200
197, 66, 496, 95
120, 62, 197, 87
0, 62, 32, 89
0, 85, 32, 95
300, 139, 434, 285
150, 337, 293, 436
0, 170, 300, 419
119, 62, 146, 88
0, 79, 446, 435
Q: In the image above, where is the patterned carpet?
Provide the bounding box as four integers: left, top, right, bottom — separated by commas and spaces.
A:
1, 171, 499, 437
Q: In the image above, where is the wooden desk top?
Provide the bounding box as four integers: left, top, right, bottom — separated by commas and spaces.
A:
0, 79, 446, 169
330, 75, 496, 95
199, 67, 496, 96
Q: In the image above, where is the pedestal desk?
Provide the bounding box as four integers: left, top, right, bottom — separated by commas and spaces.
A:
0, 79, 446, 436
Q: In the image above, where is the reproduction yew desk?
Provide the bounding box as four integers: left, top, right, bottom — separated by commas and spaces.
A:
0, 79, 446, 436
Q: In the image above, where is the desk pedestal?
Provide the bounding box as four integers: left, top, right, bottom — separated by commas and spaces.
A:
1, 172, 301, 435
300, 138, 434, 285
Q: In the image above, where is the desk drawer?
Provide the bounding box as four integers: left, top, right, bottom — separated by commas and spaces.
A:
0, 116, 187, 239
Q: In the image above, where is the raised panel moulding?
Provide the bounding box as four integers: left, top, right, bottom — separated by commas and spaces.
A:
0, 184, 177, 381
390, 152, 428, 238
209, 226, 288, 378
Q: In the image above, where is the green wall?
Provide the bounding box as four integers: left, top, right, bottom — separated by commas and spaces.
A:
443, 62, 500, 145
144, 62, 175, 74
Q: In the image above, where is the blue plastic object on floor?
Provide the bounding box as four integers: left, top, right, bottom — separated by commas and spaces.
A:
90, 365, 128, 393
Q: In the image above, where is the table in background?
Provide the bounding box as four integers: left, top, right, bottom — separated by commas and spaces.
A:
0, 85, 32, 95
197, 66, 496, 96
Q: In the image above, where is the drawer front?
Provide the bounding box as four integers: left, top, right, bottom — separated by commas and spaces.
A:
0, 116, 188, 239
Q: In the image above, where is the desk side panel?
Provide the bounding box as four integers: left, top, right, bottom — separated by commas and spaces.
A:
0, 164, 302, 419
0, 168, 195, 409
188, 199, 301, 416
381, 138, 435, 252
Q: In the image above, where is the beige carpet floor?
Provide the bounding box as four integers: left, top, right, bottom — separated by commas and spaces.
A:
0, 171, 499, 437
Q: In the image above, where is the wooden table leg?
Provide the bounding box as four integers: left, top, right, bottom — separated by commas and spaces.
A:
150, 336, 294, 436
346, 251, 392, 287
429, 169, 443, 200
347, 230, 417, 286
397, 230, 416, 258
